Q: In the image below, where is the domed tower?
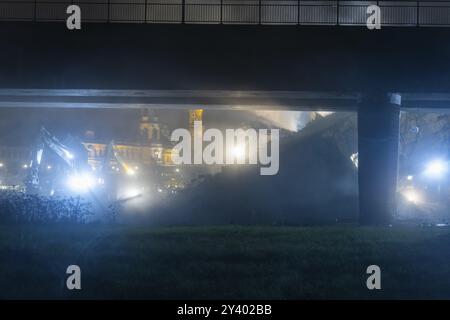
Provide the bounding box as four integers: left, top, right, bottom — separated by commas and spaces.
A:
140, 109, 161, 143
139, 109, 163, 164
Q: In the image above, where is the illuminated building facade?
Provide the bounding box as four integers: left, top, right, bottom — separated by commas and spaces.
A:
83, 108, 204, 169
0, 109, 204, 190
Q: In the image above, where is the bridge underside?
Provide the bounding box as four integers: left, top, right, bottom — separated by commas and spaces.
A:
1, 89, 450, 111
2, 23, 450, 93
2, 23, 450, 224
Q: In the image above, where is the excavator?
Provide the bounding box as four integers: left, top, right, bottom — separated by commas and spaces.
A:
102, 140, 136, 176
24, 128, 144, 220
25, 127, 94, 196
97, 140, 148, 221
100, 140, 144, 202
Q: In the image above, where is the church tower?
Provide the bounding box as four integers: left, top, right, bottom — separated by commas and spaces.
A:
189, 109, 203, 137
140, 108, 161, 144
139, 108, 163, 163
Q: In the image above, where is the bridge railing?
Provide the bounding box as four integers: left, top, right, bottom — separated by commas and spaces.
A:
0, 0, 449, 27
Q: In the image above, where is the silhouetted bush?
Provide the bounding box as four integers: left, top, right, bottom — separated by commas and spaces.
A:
0, 191, 93, 224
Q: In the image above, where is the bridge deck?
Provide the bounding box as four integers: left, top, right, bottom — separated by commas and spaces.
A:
0, 89, 449, 110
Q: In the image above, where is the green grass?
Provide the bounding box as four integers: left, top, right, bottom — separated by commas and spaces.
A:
1, 224, 450, 299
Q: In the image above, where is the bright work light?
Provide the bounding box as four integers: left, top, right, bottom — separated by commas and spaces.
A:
67, 172, 96, 192
424, 159, 447, 179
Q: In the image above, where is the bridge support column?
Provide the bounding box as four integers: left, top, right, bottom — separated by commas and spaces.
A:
358, 93, 401, 225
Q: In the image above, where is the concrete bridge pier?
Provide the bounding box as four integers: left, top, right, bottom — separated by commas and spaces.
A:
358, 93, 401, 225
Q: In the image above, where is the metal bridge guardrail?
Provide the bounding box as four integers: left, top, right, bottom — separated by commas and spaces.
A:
0, 0, 449, 27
